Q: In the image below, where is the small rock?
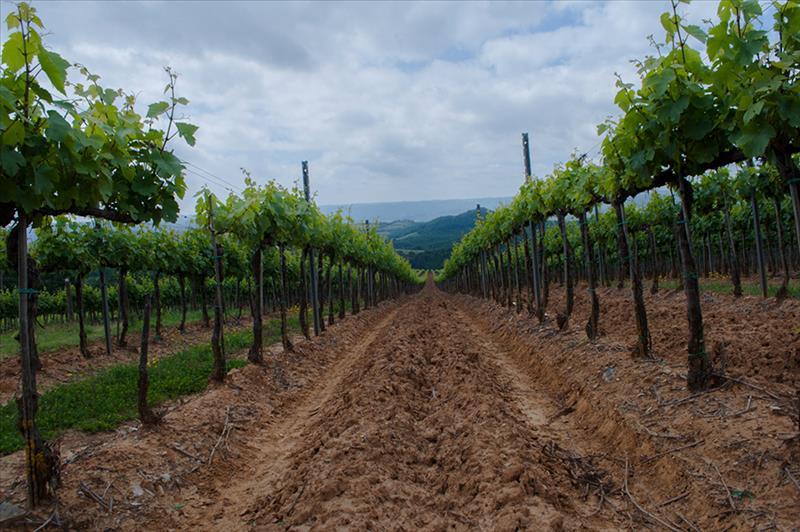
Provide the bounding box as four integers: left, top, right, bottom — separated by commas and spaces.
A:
602, 366, 616, 382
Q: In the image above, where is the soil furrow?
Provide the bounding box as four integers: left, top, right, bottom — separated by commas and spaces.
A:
213, 285, 620, 530
6, 278, 795, 530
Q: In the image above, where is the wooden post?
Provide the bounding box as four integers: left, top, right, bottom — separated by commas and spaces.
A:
476, 204, 486, 298
365, 220, 374, 306
751, 192, 768, 298
259, 253, 264, 320
529, 220, 542, 320
99, 267, 112, 355
618, 200, 651, 358
278, 244, 293, 351
17, 214, 37, 507
521, 134, 543, 318
206, 194, 226, 382
303, 162, 321, 335
138, 295, 158, 424
64, 277, 73, 322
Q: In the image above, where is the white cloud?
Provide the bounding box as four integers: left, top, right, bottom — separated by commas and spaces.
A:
1, 0, 719, 214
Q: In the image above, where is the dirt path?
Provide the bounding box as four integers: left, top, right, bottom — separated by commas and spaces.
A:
178, 305, 402, 528
7, 279, 797, 530
159, 283, 618, 530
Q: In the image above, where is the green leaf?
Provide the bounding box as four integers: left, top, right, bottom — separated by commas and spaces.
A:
45, 110, 71, 142
645, 68, 675, 98
0, 147, 24, 174
146, 101, 170, 118
733, 122, 775, 157
2, 32, 25, 72
33, 165, 56, 197
175, 122, 198, 146
132, 178, 157, 196
660, 12, 677, 35
2, 120, 24, 146
5, 11, 20, 31
666, 94, 689, 122
37, 48, 70, 94
682, 24, 707, 43
742, 100, 764, 124
101, 88, 118, 105
31, 83, 53, 103
97, 176, 113, 200
0, 85, 16, 108
777, 98, 800, 128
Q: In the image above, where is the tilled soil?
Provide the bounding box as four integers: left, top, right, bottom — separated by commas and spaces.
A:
2, 279, 799, 530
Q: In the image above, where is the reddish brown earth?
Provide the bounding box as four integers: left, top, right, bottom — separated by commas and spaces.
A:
2, 279, 799, 530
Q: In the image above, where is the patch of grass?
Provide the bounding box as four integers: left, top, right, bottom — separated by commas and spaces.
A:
1, 321, 103, 360
0, 308, 219, 360
0, 313, 302, 455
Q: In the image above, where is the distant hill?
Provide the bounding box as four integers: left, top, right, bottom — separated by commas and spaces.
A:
381, 208, 489, 270
320, 196, 510, 223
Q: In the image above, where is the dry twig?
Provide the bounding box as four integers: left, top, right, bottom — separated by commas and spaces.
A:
32, 512, 57, 532
208, 406, 232, 465
658, 490, 690, 507
171, 444, 201, 461
623, 457, 683, 532
784, 467, 800, 493
711, 462, 736, 512
716, 374, 782, 401
79, 481, 109, 510
642, 440, 703, 464
675, 511, 702, 532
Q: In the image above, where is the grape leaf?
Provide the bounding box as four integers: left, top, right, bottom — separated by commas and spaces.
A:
37, 48, 70, 94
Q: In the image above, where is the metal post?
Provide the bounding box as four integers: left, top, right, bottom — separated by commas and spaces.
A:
303, 161, 321, 335
522, 134, 541, 312
476, 204, 488, 298
522, 132, 532, 182
365, 220, 374, 306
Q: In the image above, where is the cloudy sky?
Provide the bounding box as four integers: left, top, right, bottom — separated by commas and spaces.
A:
3, 0, 720, 213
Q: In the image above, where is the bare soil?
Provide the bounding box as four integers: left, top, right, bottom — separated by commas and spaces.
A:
1, 280, 798, 530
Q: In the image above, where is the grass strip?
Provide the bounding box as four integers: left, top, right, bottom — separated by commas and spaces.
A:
0, 309, 211, 360
0, 314, 300, 455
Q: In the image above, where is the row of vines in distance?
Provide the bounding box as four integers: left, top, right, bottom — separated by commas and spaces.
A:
1, 2, 419, 507
438, 0, 800, 392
